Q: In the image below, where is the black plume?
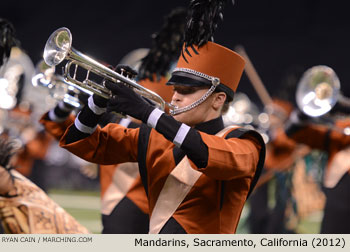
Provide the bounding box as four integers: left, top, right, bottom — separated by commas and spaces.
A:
138, 7, 187, 81
0, 18, 19, 66
182, 0, 228, 62
0, 138, 17, 170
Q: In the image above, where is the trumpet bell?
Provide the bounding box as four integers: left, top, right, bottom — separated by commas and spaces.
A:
43, 27, 72, 66
42, 27, 172, 111
296, 65, 340, 117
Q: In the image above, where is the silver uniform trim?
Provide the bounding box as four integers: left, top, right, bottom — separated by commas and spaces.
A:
147, 108, 164, 128
88, 95, 107, 115
74, 115, 97, 134
119, 117, 132, 128
173, 123, 191, 147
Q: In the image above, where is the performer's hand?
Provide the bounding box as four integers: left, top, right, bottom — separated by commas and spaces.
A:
91, 93, 109, 108
105, 64, 153, 122
106, 82, 154, 123
92, 64, 138, 110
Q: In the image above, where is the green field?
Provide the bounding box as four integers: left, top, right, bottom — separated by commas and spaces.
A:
48, 189, 322, 234
48, 189, 102, 234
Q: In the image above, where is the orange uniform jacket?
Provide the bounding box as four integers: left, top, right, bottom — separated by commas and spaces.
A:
255, 128, 300, 188
15, 131, 53, 177
59, 118, 265, 233
265, 128, 298, 171
39, 114, 149, 233
288, 118, 350, 188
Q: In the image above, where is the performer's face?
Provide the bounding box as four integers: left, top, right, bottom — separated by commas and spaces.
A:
171, 85, 219, 126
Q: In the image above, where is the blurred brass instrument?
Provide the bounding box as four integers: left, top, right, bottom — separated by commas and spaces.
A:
43, 27, 173, 110
296, 65, 341, 117
0, 47, 33, 110
32, 60, 89, 108
296, 65, 350, 135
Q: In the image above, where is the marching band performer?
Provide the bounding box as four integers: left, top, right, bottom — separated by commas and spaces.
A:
39, 67, 151, 233
8, 106, 54, 192
40, 8, 186, 233
285, 108, 350, 233
58, 0, 266, 233
0, 138, 89, 234
248, 98, 313, 233
0, 17, 89, 234
1, 17, 54, 192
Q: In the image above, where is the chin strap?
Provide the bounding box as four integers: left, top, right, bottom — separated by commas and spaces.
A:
169, 68, 220, 116
169, 84, 217, 115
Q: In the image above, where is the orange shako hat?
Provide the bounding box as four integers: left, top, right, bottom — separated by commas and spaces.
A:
166, 0, 245, 102
167, 41, 245, 101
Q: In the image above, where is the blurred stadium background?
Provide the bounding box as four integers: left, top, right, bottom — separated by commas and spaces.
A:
1, 0, 347, 234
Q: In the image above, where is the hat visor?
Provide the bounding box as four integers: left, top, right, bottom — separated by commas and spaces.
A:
167, 72, 234, 101
166, 72, 211, 87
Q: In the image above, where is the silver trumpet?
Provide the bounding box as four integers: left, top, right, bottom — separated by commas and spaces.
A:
43, 27, 173, 110
32, 60, 89, 108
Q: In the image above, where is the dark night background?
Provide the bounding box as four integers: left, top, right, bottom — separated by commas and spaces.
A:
2, 0, 350, 109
